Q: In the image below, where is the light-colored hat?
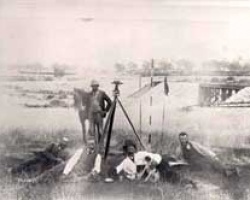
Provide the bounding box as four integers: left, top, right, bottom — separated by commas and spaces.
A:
62, 137, 69, 143
90, 80, 99, 87
59, 137, 69, 147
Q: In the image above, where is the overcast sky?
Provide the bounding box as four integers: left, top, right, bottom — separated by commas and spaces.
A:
1, 0, 250, 70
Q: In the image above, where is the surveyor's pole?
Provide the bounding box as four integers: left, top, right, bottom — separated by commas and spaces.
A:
160, 76, 169, 153
160, 95, 166, 154
139, 75, 142, 137
148, 59, 154, 149
150, 59, 154, 87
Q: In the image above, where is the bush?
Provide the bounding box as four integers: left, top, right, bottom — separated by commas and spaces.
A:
226, 76, 236, 82
239, 79, 250, 84
211, 77, 220, 83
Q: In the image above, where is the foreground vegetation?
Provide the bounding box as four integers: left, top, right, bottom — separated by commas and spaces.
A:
0, 128, 250, 200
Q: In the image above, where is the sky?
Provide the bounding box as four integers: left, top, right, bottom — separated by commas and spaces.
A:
1, 0, 250, 71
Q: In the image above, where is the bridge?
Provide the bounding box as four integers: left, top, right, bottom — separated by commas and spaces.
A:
199, 82, 250, 106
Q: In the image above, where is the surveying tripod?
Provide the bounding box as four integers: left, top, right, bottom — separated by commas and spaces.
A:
100, 80, 145, 160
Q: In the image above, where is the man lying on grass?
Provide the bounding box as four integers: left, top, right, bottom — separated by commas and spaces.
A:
177, 132, 239, 177
10, 137, 70, 179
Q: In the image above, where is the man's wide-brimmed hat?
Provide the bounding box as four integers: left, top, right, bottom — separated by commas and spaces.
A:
123, 139, 137, 153
90, 80, 99, 87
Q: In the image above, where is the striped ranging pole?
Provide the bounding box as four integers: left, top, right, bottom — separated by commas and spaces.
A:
148, 59, 154, 147
150, 59, 154, 87
139, 75, 142, 137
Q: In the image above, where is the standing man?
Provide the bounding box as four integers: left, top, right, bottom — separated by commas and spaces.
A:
88, 80, 112, 153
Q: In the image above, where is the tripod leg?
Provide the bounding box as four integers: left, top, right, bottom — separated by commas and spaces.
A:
98, 101, 116, 154
102, 101, 116, 140
104, 100, 117, 160
117, 99, 145, 150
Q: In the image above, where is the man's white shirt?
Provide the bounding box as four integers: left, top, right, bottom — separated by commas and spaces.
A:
116, 157, 137, 180
134, 151, 162, 166
115, 151, 162, 179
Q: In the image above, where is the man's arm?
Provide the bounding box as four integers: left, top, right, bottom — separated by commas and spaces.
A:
103, 92, 112, 112
116, 160, 124, 174
191, 142, 219, 161
44, 151, 64, 163
43, 144, 64, 163
116, 158, 137, 180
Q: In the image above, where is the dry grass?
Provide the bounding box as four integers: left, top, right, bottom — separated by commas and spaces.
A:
1, 128, 250, 200
1, 79, 250, 199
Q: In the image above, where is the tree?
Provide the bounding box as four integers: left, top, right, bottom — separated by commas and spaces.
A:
176, 59, 194, 71
142, 61, 151, 75
114, 63, 126, 73
158, 60, 173, 72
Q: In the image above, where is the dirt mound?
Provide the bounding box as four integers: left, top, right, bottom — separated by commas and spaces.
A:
226, 87, 250, 104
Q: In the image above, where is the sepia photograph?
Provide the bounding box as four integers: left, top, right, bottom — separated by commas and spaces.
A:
1, 0, 250, 199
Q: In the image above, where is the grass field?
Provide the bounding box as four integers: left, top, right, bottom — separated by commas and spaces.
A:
1, 77, 250, 200
1, 128, 250, 200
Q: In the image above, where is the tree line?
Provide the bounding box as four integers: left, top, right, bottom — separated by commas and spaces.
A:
114, 58, 250, 76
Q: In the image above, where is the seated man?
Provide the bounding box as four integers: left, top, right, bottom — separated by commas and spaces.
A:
135, 151, 192, 184
11, 137, 70, 176
115, 145, 137, 181
88, 139, 138, 182
177, 132, 228, 175
107, 148, 195, 186
101, 139, 138, 182
109, 150, 161, 183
